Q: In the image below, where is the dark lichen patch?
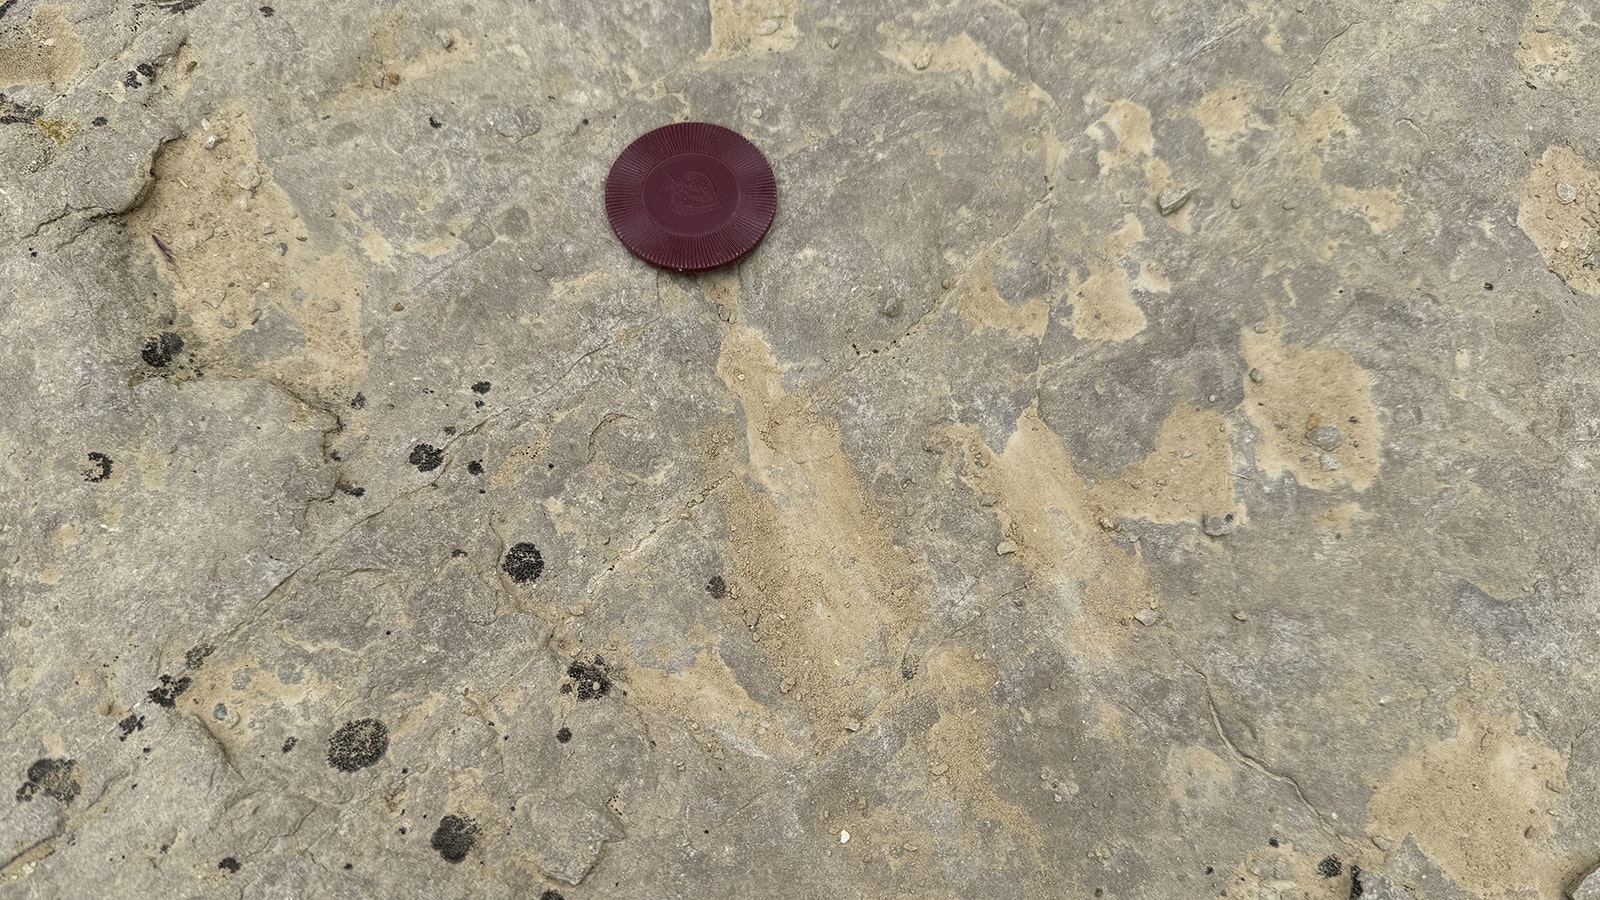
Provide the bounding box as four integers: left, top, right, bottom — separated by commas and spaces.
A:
471, 381, 491, 394
0, 92, 43, 125
502, 542, 544, 583
350, 392, 367, 409
185, 644, 214, 669
466, 460, 484, 475
556, 727, 572, 743
17, 758, 79, 803
117, 714, 145, 741
327, 718, 388, 772
1349, 865, 1363, 898
141, 331, 184, 367
337, 483, 366, 497
539, 891, 566, 900
409, 443, 444, 472
282, 736, 298, 753
563, 656, 612, 700
147, 674, 192, 707
1318, 855, 1342, 878
430, 815, 479, 863
258, 4, 272, 14
84, 452, 113, 482
706, 575, 726, 599
218, 857, 240, 873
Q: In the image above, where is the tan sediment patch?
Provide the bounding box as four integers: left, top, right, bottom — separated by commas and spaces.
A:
1367, 700, 1567, 899
1223, 842, 1350, 900
1315, 501, 1362, 537
703, 0, 799, 62
713, 275, 919, 748
1333, 185, 1404, 235
0, 5, 86, 87
1517, 145, 1600, 296
1240, 324, 1381, 491
1087, 403, 1237, 527
1517, 0, 1579, 85
879, 28, 1013, 85
949, 409, 1160, 657
1194, 85, 1265, 156
1165, 744, 1236, 809
1090, 99, 1154, 170
621, 635, 802, 760
1064, 214, 1161, 341
126, 102, 368, 407
952, 263, 1049, 338
1294, 101, 1353, 181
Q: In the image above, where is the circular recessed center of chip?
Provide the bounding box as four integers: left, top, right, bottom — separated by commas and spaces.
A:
605, 123, 777, 272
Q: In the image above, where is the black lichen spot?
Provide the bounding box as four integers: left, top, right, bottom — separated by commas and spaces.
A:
147, 674, 192, 707
337, 483, 366, 497
1204, 866, 1214, 875
409, 443, 444, 472
467, 460, 484, 475
706, 575, 726, 599
1348, 865, 1364, 898
564, 656, 612, 701
185, 644, 214, 669
430, 815, 479, 863
117, 714, 145, 741
350, 392, 367, 409
429, 116, 443, 129
539, 892, 566, 900
502, 542, 544, 583
18, 758, 79, 803
556, 727, 572, 743
1318, 855, 1342, 878
0, 91, 43, 124
141, 331, 184, 367
218, 857, 240, 873
1267, 836, 1279, 847
136, 62, 156, 79
471, 381, 491, 394
259, 4, 273, 14
282, 736, 298, 753
327, 718, 388, 772
443, 425, 457, 436
123, 70, 142, 88
91, 116, 107, 126
474, 400, 484, 408
84, 452, 113, 482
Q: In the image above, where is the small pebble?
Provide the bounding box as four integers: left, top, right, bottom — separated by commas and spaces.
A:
913, 47, 933, 70
842, 719, 861, 732
1320, 454, 1341, 471
1134, 608, 1161, 626
995, 539, 1018, 556
1229, 197, 1242, 209
779, 677, 795, 694
235, 164, 261, 190
839, 830, 850, 844
930, 763, 948, 776
1203, 513, 1236, 536
1248, 368, 1263, 383
755, 18, 779, 35
1233, 610, 1249, 621
1157, 186, 1192, 216
203, 135, 220, 150
1307, 424, 1342, 451
751, 108, 763, 119
1557, 182, 1578, 204
827, 36, 840, 48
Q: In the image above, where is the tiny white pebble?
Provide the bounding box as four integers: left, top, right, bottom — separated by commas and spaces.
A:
839, 830, 850, 844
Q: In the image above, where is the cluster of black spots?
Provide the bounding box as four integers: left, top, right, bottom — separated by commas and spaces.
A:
337, 483, 366, 497
706, 575, 726, 599
502, 542, 544, 583
556, 727, 572, 744
147, 674, 192, 707
218, 857, 240, 873
117, 714, 145, 741
84, 452, 113, 482
16, 758, 79, 803
561, 656, 612, 701
327, 718, 389, 772
471, 381, 491, 394
1349, 865, 1364, 898
539, 891, 566, 900
281, 736, 298, 753
258, 4, 272, 14
185, 644, 214, 669
428, 116, 444, 129
429, 815, 479, 863
466, 460, 484, 475
349, 393, 367, 409
0, 91, 43, 124
1318, 855, 1343, 878
1203, 866, 1214, 875
141, 331, 184, 367
409, 443, 444, 472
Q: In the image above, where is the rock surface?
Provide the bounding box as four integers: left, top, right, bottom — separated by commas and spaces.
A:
3, 0, 1599, 898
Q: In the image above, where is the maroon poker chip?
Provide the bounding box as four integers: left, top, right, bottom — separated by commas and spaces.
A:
604, 122, 777, 272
